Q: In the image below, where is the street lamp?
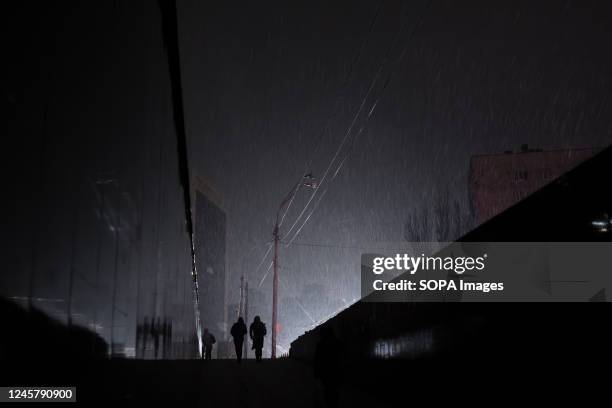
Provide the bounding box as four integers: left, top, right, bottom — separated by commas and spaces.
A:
271, 173, 318, 358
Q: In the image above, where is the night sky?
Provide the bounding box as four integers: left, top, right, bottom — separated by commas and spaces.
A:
179, 0, 612, 329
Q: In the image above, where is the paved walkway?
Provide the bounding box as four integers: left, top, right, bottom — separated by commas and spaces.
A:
196, 359, 384, 408
60, 357, 386, 406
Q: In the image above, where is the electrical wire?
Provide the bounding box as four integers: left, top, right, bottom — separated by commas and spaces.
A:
252, 1, 385, 287
283, 0, 433, 246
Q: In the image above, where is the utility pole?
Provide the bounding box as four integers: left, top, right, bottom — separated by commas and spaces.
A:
244, 278, 248, 360
238, 275, 249, 359
271, 226, 280, 358
239, 275, 245, 319
270, 174, 317, 359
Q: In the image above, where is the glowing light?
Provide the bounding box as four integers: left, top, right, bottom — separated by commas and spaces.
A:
591, 218, 611, 233
371, 329, 434, 359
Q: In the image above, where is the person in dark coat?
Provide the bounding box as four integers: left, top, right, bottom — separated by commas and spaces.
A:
249, 316, 267, 362
230, 317, 248, 363
201, 328, 216, 360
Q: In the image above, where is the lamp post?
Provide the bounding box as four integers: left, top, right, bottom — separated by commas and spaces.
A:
271, 173, 317, 358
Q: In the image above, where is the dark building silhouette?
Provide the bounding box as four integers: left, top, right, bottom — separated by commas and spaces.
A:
291, 146, 612, 405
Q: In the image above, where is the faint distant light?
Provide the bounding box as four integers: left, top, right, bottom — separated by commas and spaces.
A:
371, 329, 434, 359
591, 216, 611, 233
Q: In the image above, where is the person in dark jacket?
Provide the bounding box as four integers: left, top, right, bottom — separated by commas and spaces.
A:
249, 316, 267, 362
201, 328, 216, 360
230, 317, 248, 363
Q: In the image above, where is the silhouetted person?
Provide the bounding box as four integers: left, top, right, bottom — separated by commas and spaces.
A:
314, 326, 343, 408
230, 317, 248, 363
202, 328, 216, 360
249, 316, 267, 362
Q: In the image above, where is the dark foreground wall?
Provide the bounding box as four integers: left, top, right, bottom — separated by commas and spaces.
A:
0, 297, 202, 404
0, 297, 108, 393
290, 147, 612, 403
0, 297, 108, 362
3, 0, 198, 359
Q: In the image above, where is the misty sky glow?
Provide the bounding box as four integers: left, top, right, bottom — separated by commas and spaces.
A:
179, 0, 612, 344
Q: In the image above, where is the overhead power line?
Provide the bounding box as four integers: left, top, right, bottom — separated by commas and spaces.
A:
283, 0, 434, 247
252, 1, 385, 287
